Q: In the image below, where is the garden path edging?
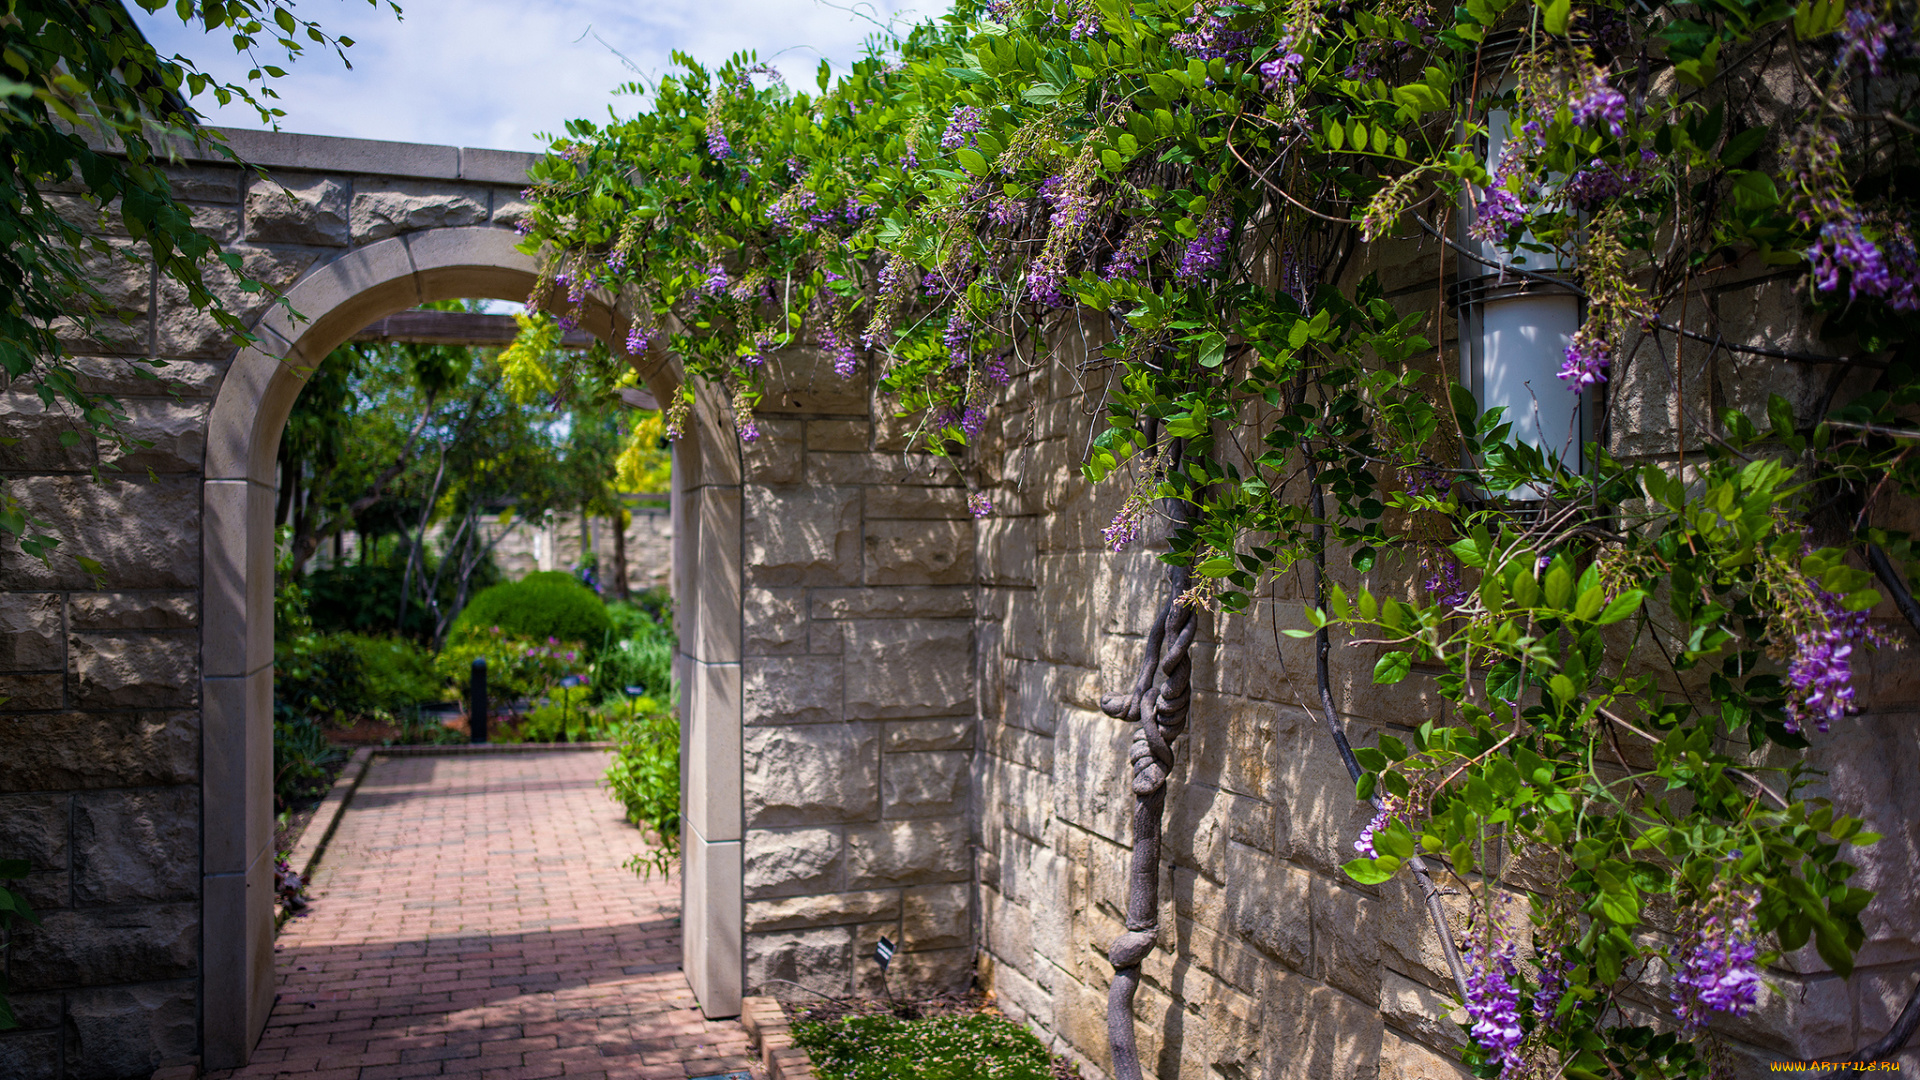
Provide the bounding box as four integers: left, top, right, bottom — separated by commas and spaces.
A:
742, 996, 819, 1080
282, 745, 373, 892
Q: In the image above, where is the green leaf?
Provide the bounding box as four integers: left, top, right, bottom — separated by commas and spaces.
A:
954, 147, 989, 175
1373, 651, 1412, 685
1374, 821, 1416, 860
1544, 562, 1574, 610
1543, 0, 1572, 34
1573, 584, 1605, 621
1595, 590, 1646, 624
1794, 0, 1846, 39
1196, 332, 1226, 369
1343, 857, 1398, 884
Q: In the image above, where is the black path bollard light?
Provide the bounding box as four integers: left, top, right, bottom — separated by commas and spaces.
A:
470, 657, 488, 744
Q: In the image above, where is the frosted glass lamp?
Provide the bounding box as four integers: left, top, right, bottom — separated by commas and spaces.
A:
1455, 62, 1588, 493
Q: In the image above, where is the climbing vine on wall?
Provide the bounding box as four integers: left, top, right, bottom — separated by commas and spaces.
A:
521, 0, 1920, 1074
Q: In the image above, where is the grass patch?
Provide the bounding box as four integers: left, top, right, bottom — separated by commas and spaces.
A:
791, 1007, 1062, 1080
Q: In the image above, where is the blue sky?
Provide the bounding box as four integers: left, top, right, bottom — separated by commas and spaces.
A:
134, 0, 920, 153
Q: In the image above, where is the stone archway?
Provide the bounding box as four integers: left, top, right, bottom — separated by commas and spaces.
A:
199, 217, 745, 1064
7, 127, 982, 1079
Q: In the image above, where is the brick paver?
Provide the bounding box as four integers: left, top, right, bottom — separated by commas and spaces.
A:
209, 751, 755, 1080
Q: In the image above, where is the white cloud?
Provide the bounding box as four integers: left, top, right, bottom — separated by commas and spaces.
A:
133, 0, 922, 153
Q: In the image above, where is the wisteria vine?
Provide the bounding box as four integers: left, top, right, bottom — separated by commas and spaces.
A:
517, 0, 1920, 1074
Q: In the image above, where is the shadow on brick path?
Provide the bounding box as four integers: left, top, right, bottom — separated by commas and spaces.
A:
206, 752, 754, 1080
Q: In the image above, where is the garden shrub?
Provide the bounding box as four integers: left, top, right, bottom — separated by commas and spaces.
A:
520, 569, 587, 589
593, 620, 675, 705
272, 712, 345, 812
434, 625, 585, 706
275, 631, 442, 726
349, 634, 443, 709
605, 705, 680, 878
448, 577, 613, 654
791, 1011, 1054, 1080
498, 686, 614, 744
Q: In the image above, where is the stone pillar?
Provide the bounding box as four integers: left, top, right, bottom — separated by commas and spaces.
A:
735, 348, 976, 1003
678, 382, 745, 1018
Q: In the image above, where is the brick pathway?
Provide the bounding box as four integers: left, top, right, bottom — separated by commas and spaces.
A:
209, 751, 756, 1080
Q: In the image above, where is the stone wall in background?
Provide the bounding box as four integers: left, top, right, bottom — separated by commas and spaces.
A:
309, 506, 674, 594
964, 230, 1920, 1080
734, 347, 978, 1002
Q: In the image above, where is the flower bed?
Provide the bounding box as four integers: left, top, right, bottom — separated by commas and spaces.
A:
775, 995, 1076, 1080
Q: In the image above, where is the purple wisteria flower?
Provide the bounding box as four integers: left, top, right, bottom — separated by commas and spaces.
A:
968, 492, 993, 518
1259, 34, 1305, 91
1840, 9, 1894, 75
1353, 806, 1392, 857
1571, 71, 1627, 137
1783, 580, 1894, 733
961, 406, 986, 438
1421, 553, 1470, 608
1176, 224, 1231, 282
1170, 2, 1253, 62
701, 262, 730, 297
1787, 631, 1854, 733
1469, 189, 1526, 243
941, 105, 985, 150
1104, 496, 1148, 551
943, 311, 972, 365
901, 146, 919, 170
1806, 216, 1920, 311
1041, 172, 1097, 231
988, 195, 1021, 228
1559, 331, 1611, 393
1403, 466, 1451, 498
1027, 264, 1067, 308
818, 327, 860, 379
1563, 150, 1657, 208
1462, 938, 1526, 1079
625, 325, 656, 355
706, 115, 731, 159
1470, 121, 1545, 243
1105, 222, 1154, 282
1671, 887, 1762, 1029
1532, 946, 1568, 1028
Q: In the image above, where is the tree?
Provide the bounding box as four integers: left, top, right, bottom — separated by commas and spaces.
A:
0, 0, 396, 567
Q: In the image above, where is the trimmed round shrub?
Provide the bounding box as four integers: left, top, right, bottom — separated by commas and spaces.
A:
520, 569, 587, 589
449, 577, 613, 654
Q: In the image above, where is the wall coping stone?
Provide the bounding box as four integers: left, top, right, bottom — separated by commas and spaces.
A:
172, 127, 538, 185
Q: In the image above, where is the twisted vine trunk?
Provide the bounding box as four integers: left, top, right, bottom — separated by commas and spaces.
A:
1101, 489, 1196, 1080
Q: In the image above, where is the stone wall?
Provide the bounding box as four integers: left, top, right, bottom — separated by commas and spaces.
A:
311, 506, 675, 593
734, 348, 978, 1001
962, 232, 1920, 1080
0, 131, 539, 1078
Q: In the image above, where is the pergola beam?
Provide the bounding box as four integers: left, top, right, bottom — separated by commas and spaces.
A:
349, 309, 596, 349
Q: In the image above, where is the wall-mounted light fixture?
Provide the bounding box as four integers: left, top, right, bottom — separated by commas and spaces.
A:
1454, 47, 1589, 492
